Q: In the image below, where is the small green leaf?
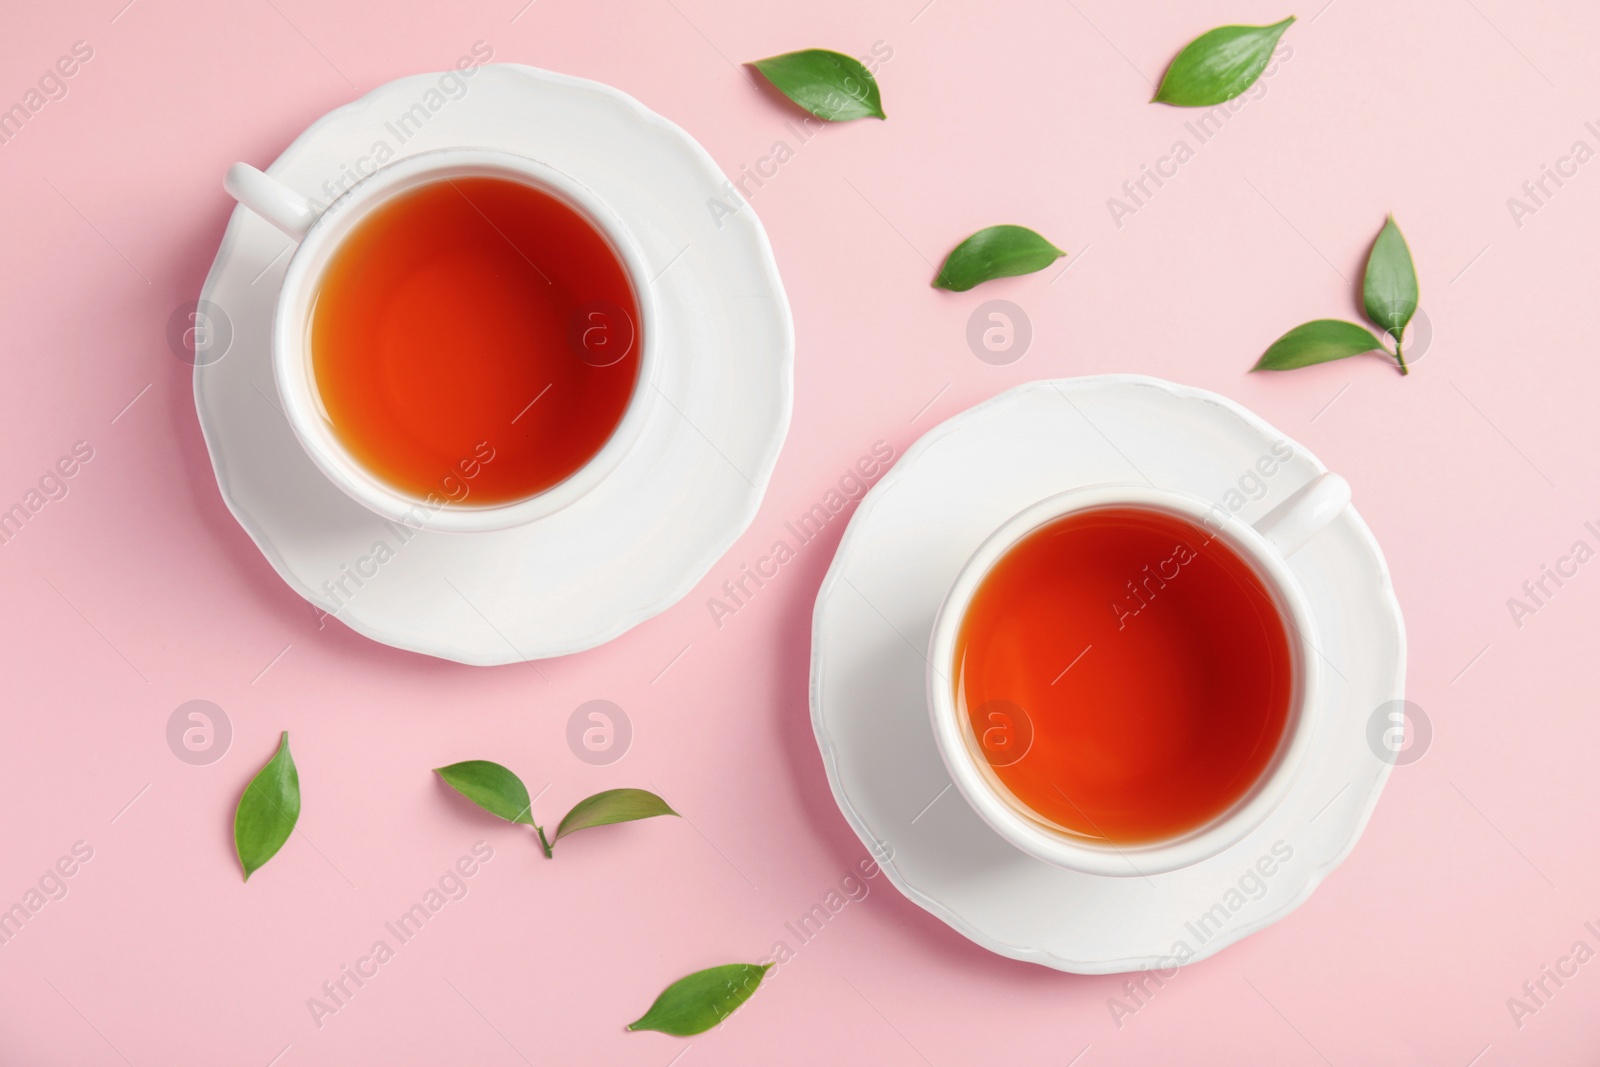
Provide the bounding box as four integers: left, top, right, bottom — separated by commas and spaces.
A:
748, 49, 885, 121
1362, 216, 1418, 340
434, 760, 535, 825
933, 225, 1064, 291
627, 963, 772, 1036
234, 732, 300, 881
1153, 17, 1295, 107
1253, 319, 1389, 371
554, 788, 678, 844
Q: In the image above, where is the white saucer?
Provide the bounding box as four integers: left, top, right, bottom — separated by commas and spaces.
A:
810, 376, 1405, 973
195, 65, 792, 664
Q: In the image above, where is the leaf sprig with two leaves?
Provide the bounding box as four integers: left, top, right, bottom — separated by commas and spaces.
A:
1254, 216, 1420, 376
434, 760, 677, 858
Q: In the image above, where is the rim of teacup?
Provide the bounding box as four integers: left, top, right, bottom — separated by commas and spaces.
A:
925, 483, 1321, 877
272, 146, 659, 533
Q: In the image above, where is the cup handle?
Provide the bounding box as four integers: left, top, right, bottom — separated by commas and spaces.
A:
1251, 472, 1351, 559
224, 163, 316, 240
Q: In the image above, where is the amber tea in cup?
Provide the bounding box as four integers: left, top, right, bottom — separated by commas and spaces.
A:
951, 506, 1294, 845
308, 175, 642, 506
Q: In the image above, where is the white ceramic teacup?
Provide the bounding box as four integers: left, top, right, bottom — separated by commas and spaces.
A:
926, 472, 1351, 877
223, 148, 659, 533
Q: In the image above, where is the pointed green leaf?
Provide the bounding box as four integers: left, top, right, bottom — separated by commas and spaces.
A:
748, 49, 884, 121
234, 732, 300, 880
627, 963, 772, 1036
434, 760, 535, 825
554, 788, 678, 844
1153, 17, 1295, 107
1362, 216, 1418, 338
932, 225, 1064, 291
1253, 319, 1389, 371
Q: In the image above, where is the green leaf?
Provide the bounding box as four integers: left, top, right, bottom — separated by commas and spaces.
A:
1253, 319, 1389, 371
234, 732, 300, 881
434, 760, 535, 825
554, 788, 678, 844
1362, 216, 1418, 339
1153, 17, 1295, 107
932, 225, 1064, 291
748, 49, 885, 121
627, 963, 772, 1036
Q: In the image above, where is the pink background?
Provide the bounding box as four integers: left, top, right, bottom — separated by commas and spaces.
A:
1, 0, 1597, 1063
